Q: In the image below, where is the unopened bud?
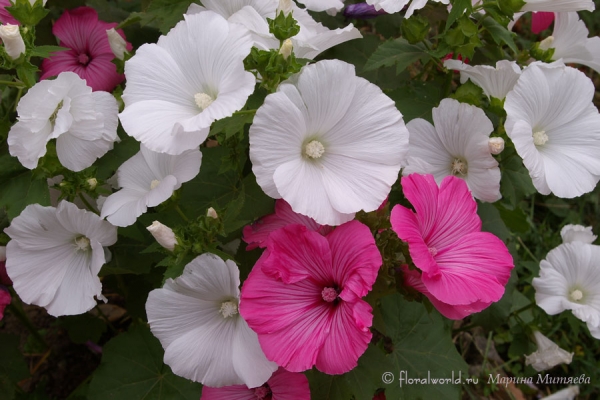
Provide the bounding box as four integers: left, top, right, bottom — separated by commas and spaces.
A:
277, 0, 293, 15
0, 24, 25, 60
279, 39, 293, 60
488, 137, 505, 155
538, 36, 554, 51
147, 221, 177, 251
28, 0, 48, 5
106, 28, 128, 60
207, 207, 218, 219
87, 178, 98, 190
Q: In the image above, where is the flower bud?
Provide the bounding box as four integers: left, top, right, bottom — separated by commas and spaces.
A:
488, 137, 504, 155
560, 224, 597, 244
28, 0, 48, 5
538, 36, 554, 51
525, 331, 573, 372
206, 207, 218, 219
147, 221, 177, 251
0, 24, 25, 60
87, 178, 98, 190
343, 3, 387, 19
279, 38, 293, 60
106, 28, 128, 60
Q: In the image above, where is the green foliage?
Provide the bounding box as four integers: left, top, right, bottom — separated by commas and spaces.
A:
7, 0, 49, 26
380, 294, 469, 400
388, 79, 444, 123
0, 334, 29, 400
451, 79, 484, 106
88, 325, 202, 400
0, 168, 50, 220
267, 11, 300, 41
364, 38, 431, 74
401, 15, 430, 44
244, 47, 304, 92
57, 314, 107, 344
137, 0, 194, 34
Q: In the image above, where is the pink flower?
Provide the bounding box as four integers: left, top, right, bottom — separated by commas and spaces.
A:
0, 0, 19, 25
0, 286, 10, 321
239, 221, 381, 374
0, 246, 10, 286
532, 12, 554, 34
242, 200, 333, 250
41, 7, 132, 92
201, 368, 310, 400
391, 174, 513, 319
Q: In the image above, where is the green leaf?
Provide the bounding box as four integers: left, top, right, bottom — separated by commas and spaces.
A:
0, 170, 50, 220
29, 45, 68, 59
471, 271, 516, 330
364, 38, 430, 74
267, 11, 300, 41
306, 345, 387, 400
15, 62, 38, 88
499, 149, 536, 208
140, 0, 194, 34
388, 79, 443, 123
401, 15, 430, 44
380, 294, 469, 400
57, 314, 107, 344
6, 0, 48, 26
477, 202, 511, 241
0, 333, 29, 400
210, 113, 254, 141
445, 0, 472, 31
450, 79, 484, 106
88, 325, 202, 400
480, 15, 518, 54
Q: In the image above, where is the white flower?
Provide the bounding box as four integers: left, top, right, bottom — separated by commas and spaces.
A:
443, 60, 521, 100
533, 241, 600, 339
561, 224, 597, 244
367, 0, 449, 18
146, 253, 277, 387
206, 207, 218, 219
187, 0, 361, 60
521, 0, 594, 12
403, 98, 501, 202
147, 221, 177, 251
296, 0, 344, 13
250, 59, 408, 225
504, 63, 600, 198
106, 28, 128, 60
119, 11, 255, 155
100, 145, 202, 227
525, 331, 573, 371
540, 12, 600, 75
8, 72, 118, 171
541, 386, 580, 400
4, 201, 117, 317
0, 24, 25, 60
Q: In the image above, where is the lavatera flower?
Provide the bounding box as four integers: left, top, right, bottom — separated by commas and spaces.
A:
4, 201, 117, 317
146, 253, 278, 387
8, 72, 119, 172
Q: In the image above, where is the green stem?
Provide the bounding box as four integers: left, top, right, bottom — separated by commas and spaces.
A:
78, 193, 99, 215
175, 204, 189, 222
517, 236, 538, 263
510, 302, 536, 318
6, 297, 49, 350
94, 305, 117, 333
233, 109, 257, 116
0, 80, 25, 87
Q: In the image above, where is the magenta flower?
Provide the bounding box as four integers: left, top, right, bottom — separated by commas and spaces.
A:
391, 174, 513, 319
243, 200, 333, 250
239, 221, 381, 375
532, 12, 554, 34
0, 0, 19, 25
201, 368, 310, 400
0, 286, 10, 321
41, 7, 131, 92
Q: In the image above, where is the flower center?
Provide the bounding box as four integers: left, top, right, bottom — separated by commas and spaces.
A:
77, 53, 90, 65
50, 100, 64, 124
321, 287, 338, 303
194, 93, 214, 111
451, 158, 468, 175
533, 130, 549, 146
254, 385, 272, 400
428, 247, 438, 256
569, 289, 584, 302
150, 179, 160, 190
219, 300, 238, 318
74, 235, 90, 251
305, 140, 325, 159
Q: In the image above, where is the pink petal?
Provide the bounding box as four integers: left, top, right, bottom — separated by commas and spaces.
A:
240, 262, 332, 372
267, 368, 310, 399
201, 385, 255, 400
531, 12, 554, 34
242, 199, 331, 250
422, 232, 513, 305
260, 224, 332, 285
315, 300, 372, 374
403, 267, 492, 319
327, 220, 381, 302
0, 0, 19, 25
0, 286, 11, 320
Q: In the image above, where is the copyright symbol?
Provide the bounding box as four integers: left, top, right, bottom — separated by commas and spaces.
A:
382, 372, 394, 384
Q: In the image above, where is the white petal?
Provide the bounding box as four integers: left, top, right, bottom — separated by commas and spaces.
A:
561, 224, 597, 244
521, 0, 594, 12
101, 189, 148, 227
